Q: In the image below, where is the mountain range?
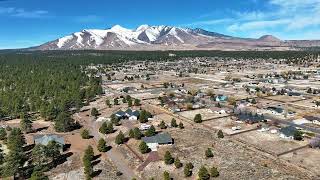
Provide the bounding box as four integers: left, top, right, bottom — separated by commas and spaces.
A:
33, 25, 320, 51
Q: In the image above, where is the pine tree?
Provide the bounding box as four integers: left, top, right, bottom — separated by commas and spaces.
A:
20, 115, 33, 133
99, 122, 107, 134
54, 112, 76, 132
164, 151, 174, 165
115, 131, 125, 145
134, 99, 141, 106
133, 127, 143, 140
129, 129, 135, 138
99, 122, 114, 134
111, 114, 120, 126
84, 145, 94, 161
171, 118, 178, 127
185, 162, 194, 169
81, 129, 91, 139
30, 170, 49, 180
91, 108, 99, 118
159, 120, 167, 129
145, 125, 156, 137
139, 110, 149, 123
128, 98, 133, 107
174, 157, 182, 168
83, 156, 93, 180
217, 130, 224, 138
205, 148, 214, 158
194, 114, 202, 123
0, 127, 7, 140
114, 98, 119, 105
210, 166, 219, 177
106, 123, 114, 134
139, 141, 150, 154
105, 99, 112, 108
163, 171, 170, 180
0, 145, 4, 164
184, 163, 193, 177
178, 122, 184, 129
122, 98, 127, 103
97, 138, 108, 152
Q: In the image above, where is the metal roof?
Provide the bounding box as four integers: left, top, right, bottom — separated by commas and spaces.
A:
34, 134, 65, 146
142, 132, 172, 144
279, 126, 297, 137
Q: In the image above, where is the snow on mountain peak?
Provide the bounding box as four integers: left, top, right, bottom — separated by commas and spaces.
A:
136, 24, 150, 31
111, 25, 131, 32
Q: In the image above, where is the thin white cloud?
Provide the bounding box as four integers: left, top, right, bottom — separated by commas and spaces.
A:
0, 7, 49, 18
226, 0, 320, 39
187, 18, 233, 26
227, 19, 290, 32
189, 0, 320, 39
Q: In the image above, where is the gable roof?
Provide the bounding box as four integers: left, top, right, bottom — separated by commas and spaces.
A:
279, 126, 297, 137
142, 132, 172, 144
115, 110, 126, 116
34, 134, 65, 146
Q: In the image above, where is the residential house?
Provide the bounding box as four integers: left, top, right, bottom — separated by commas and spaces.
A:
125, 109, 140, 121
287, 91, 302, 96
279, 126, 298, 139
33, 134, 65, 152
115, 110, 126, 119
115, 109, 140, 120
142, 132, 173, 151
304, 115, 320, 125
266, 106, 284, 116
236, 112, 264, 124
210, 107, 229, 114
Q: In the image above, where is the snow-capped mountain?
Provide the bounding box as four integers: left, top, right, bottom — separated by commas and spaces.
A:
34, 25, 320, 51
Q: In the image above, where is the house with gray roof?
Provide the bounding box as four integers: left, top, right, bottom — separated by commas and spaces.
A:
33, 134, 65, 151
279, 126, 297, 139
142, 132, 173, 151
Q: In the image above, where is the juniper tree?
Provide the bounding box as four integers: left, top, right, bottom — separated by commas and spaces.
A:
164, 151, 174, 165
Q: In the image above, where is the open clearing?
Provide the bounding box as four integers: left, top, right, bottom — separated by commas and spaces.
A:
178, 108, 227, 121
233, 130, 308, 155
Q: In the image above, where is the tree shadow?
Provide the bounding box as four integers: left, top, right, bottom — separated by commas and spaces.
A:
93, 154, 101, 161
33, 126, 49, 133
92, 159, 101, 166
106, 146, 112, 151
92, 169, 102, 177
49, 152, 73, 169
63, 144, 71, 151
23, 144, 35, 152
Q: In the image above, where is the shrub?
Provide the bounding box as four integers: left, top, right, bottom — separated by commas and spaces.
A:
174, 157, 183, 168
198, 166, 210, 180
205, 148, 214, 158
217, 130, 224, 138
210, 166, 219, 177
81, 129, 91, 139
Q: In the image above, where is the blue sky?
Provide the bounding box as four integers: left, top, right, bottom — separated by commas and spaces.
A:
0, 0, 320, 49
